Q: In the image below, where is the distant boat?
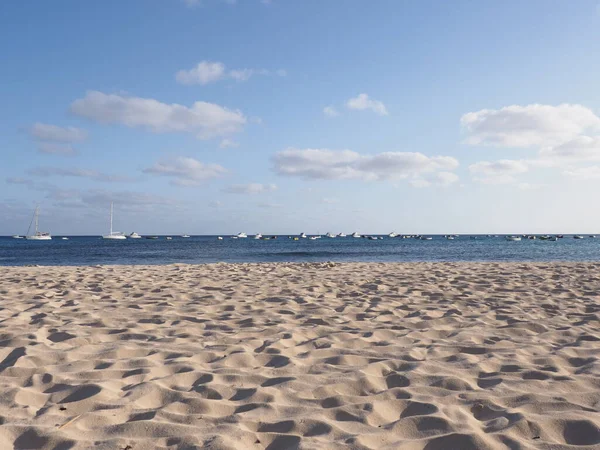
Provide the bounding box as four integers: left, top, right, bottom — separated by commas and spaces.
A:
61, 237, 69, 240
181, 234, 190, 238
166, 237, 172, 240
589, 235, 596, 238
326, 232, 336, 238
309, 236, 319, 240
446, 236, 455, 240
102, 203, 126, 240
368, 236, 378, 240
337, 233, 346, 237
388, 232, 397, 238
254, 233, 263, 240
236, 232, 248, 238
25, 206, 52, 240
129, 232, 142, 239
217, 236, 223, 240
505, 236, 521, 241
351, 232, 361, 238
547, 236, 558, 241
12, 235, 24, 239
300, 232, 307, 238
145, 236, 159, 240
574, 235, 584, 239
420, 236, 433, 240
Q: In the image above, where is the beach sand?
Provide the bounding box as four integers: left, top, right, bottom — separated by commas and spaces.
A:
0, 262, 599, 449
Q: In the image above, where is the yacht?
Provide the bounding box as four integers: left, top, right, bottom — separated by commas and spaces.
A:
351, 232, 361, 238
574, 235, 584, 239
326, 232, 336, 238
388, 232, 397, 238
102, 203, 126, 240
254, 233, 263, 240
166, 236, 172, 240
236, 232, 248, 238
505, 236, 521, 241
300, 232, 307, 238
309, 236, 319, 240
181, 234, 191, 238
61, 237, 69, 240
217, 236, 223, 240
12, 235, 24, 239
129, 232, 142, 239
337, 232, 346, 238
25, 207, 52, 240
420, 236, 433, 241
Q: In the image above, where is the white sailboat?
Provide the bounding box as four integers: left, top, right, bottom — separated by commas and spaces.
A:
25, 206, 52, 240
102, 203, 126, 240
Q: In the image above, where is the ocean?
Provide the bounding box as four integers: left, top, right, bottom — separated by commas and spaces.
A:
1, 235, 600, 266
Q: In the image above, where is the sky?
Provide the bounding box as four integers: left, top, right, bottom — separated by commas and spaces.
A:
2, 0, 600, 235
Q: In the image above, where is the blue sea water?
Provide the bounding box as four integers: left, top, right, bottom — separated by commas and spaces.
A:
1, 235, 600, 266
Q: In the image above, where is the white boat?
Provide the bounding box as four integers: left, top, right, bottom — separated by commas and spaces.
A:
420, 236, 433, 240
12, 235, 24, 239
254, 233, 263, 240
25, 207, 52, 240
351, 232, 361, 238
388, 232, 397, 238
309, 236, 319, 240
574, 235, 584, 239
129, 232, 142, 239
61, 237, 69, 240
102, 203, 126, 240
446, 236, 455, 240
236, 232, 248, 238
181, 234, 190, 238
300, 232, 307, 238
505, 236, 521, 241
166, 236, 172, 240
337, 233, 346, 237
326, 232, 336, 238
217, 236, 223, 240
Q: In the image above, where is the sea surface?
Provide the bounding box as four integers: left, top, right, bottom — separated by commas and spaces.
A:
1, 235, 600, 266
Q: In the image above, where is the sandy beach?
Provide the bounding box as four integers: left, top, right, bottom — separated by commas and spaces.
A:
0, 262, 598, 449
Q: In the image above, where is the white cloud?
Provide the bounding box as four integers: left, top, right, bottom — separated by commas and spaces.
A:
30, 123, 88, 142
176, 61, 286, 85
37, 143, 77, 155
435, 171, 460, 186
469, 159, 529, 184
28, 167, 133, 183
71, 91, 246, 139
323, 106, 339, 118
175, 61, 225, 85
461, 104, 600, 148
538, 136, 600, 163
346, 93, 388, 116
563, 166, 600, 180
272, 148, 458, 182
219, 138, 239, 149
223, 183, 277, 194
143, 156, 228, 186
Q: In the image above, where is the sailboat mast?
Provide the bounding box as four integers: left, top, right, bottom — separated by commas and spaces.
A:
35, 207, 39, 234
110, 202, 113, 235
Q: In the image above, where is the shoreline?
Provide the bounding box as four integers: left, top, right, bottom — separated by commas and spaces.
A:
0, 262, 598, 449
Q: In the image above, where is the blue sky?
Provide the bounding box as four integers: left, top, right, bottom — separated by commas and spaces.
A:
2, 0, 600, 235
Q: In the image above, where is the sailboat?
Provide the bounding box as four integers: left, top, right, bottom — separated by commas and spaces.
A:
25, 206, 52, 240
102, 203, 126, 240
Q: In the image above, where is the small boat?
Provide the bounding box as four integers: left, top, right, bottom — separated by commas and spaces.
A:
309, 236, 319, 240
420, 236, 433, 241
254, 233, 263, 240
368, 236, 378, 240
25, 206, 52, 240
300, 232, 307, 239
61, 237, 69, 240
102, 203, 126, 240
181, 234, 190, 238
574, 235, 584, 239
166, 237, 172, 240
12, 235, 24, 239
217, 236, 223, 240
446, 236, 455, 240
547, 236, 558, 241
556, 235, 564, 239
589, 235, 596, 238
505, 236, 521, 241
129, 232, 142, 239
351, 232, 361, 238
236, 232, 248, 238
326, 232, 336, 238
337, 233, 346, 237
145, 236, 159, 240
388, 232, 397, 238
293, 237, 299, 241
